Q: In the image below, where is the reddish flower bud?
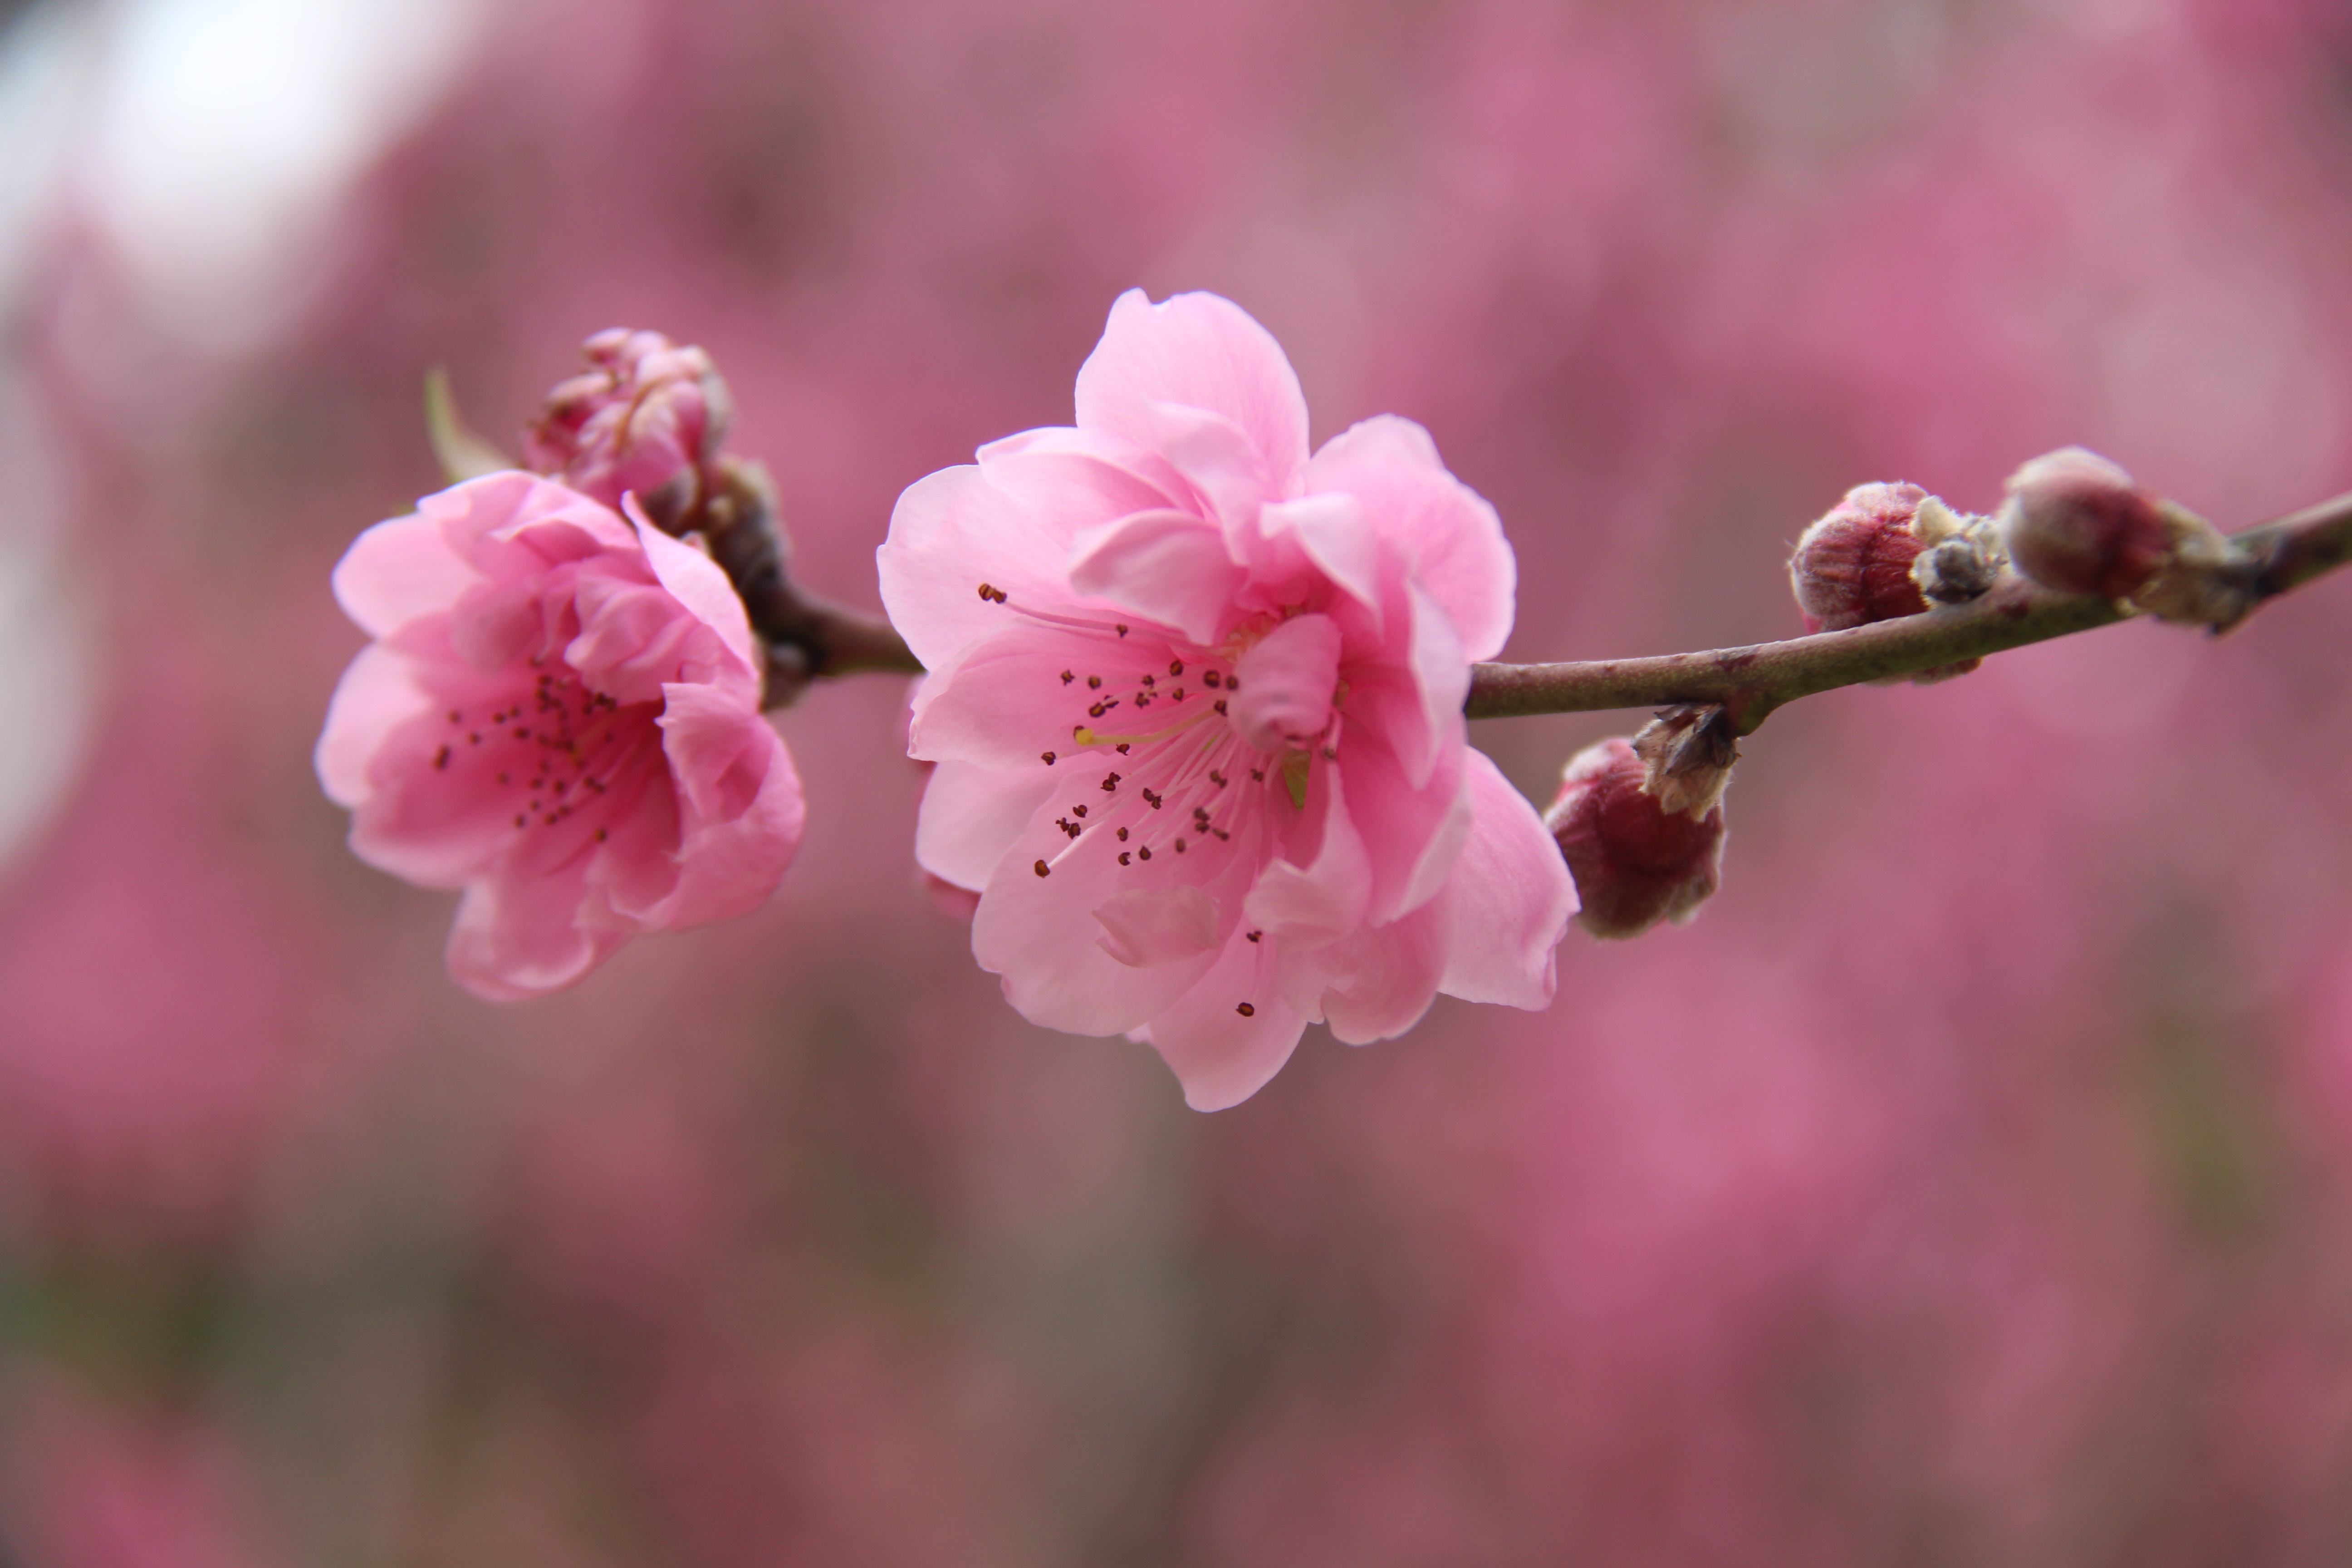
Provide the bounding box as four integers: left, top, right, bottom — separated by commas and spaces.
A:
1996, 446, 2253, 627
1544, 737, 1727, 941
1789, 483, 1995, 681
1788, 482, 1934, 632
526, 329, 733, 533
1996, 447, 2172, 600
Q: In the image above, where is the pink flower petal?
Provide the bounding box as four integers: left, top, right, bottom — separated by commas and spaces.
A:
1093, 885, 1221, 967
1260, 494, 1383, 624
650, 686, 803, 927
331, 510, 480, 640
879, 465, 1092, 672
1134, 933, 1308, 1112
1307, 415, 1517, 662
1241, 759, 1372, 950
445, 860, 618, 1001
1230, 613, 1343, 754
630, 500, 759, 673
916, 759, 1061, 893
1434, 749, 1579, 1009
971, 807, 1224, 1036
1067, 510, 1248, 646
910, 623, 1181, 769
1075, 289, 1310, 483
314, 642, 430, 808
1331, 733, 1470, 925
1297, 898, 1449, 1045
1148, 401, 1289, 536
976, 426, 1193, 536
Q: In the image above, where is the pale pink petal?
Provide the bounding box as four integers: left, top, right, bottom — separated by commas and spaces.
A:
971, 808, 1223, 1035
1434, 750, 1578, 1009
1298, 899, 1448, 1045
1074, 289, 1309, 482
1067, 510, 1247, 646
442, 472, 637, 576
1093, 886, 1221, 967
1330, 734, 1470, 925
569, 574, 732, 704
976, 426, 1194, 537
909, 624, 1179, 768
649, 686, 803, 926
1148, 402, 1288, 535
449, 578, 548, 673
879, 465, 1095, 671
584, 760, 685, 922
1229, 613, 1342, 753
629, 501, 759, 672
1137, 933, 1308, 1111
446, 860, 619, 1002
346, 697, 532, 888
332, 511, 480, 639
314, 642, 431, 808
1260, 494, 1382, 622
1242, 760, 1372, 950
1306, 415, 1517, 662
1339, 578, 1470, 791
916, 760, 1060, 892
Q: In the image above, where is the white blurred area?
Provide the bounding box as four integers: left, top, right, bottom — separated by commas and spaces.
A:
0, 0, 485, 869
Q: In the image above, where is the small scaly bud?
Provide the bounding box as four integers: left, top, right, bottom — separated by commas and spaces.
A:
1906, 495, 2005, 604
1790, 482, 1994, 681
1545, 734, 1729, 941
526, 329, 734, 534
1997, 446, 2255, 628
1627, 703, 1737, 818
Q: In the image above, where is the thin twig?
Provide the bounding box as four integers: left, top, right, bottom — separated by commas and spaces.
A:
1465, 489, 2352, 732
697, 459, 922, 706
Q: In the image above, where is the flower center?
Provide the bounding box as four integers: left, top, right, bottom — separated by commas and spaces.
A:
435, 664, 663, 843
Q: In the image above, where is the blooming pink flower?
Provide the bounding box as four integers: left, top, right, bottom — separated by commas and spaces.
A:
880, 290, 1576, 1109
525, 329, 732, 529
316, 471, 803, 999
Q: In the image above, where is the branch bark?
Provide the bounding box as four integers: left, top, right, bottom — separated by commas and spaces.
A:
1465, 489, 2352, 732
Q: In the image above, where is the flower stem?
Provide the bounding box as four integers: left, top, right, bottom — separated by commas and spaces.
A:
1465, 488, 2352, 733
698, 459, 923, 706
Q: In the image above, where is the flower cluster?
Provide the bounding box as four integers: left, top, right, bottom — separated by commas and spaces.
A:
880, 291, 1575, 1108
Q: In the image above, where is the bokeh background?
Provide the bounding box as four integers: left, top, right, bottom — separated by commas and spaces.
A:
6, 0, 2352, 1562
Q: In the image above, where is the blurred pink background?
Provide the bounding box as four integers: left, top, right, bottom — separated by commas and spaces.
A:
7, 0, 2352, 1562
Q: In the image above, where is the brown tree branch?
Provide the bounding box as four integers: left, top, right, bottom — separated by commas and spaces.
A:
1465, 490, 2352, 733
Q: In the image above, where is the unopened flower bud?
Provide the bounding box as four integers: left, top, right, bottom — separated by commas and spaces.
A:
1998, 446, 2254, 627
1545, 735, 1728, 941
526, 329, 734, 534
1789, 483, 1996, 681
1789, 482, 1935, 632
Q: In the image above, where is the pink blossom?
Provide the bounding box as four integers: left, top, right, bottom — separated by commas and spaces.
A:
525, 329, 732, 530
316, 471, 803, 999
880, 290, 1576, 1109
